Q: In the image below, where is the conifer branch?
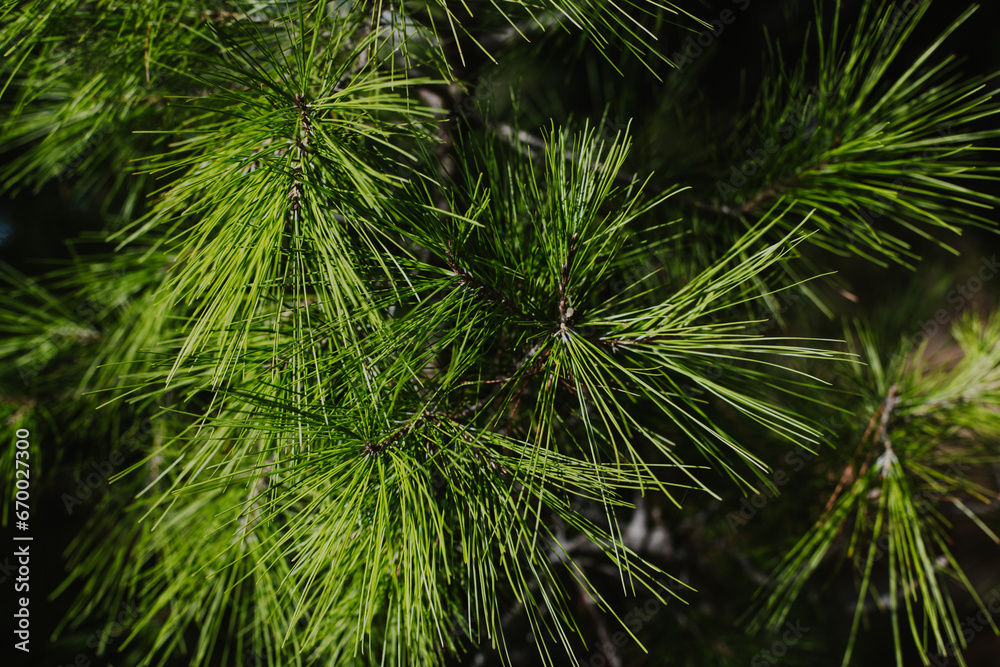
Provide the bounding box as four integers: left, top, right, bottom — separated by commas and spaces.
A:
2, 2, 999, 666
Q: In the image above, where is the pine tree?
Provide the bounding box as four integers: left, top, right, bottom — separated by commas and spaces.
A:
2, 0, 999, 665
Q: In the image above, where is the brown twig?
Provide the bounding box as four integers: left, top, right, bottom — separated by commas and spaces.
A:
556, 233, 580, 339
823, 385, 899, 512
444, 240, 527, 318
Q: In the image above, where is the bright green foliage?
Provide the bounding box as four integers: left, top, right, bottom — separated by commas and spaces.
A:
748, 313, 1000, 667
1, 1, 999, 666
719, 1, 1000, 268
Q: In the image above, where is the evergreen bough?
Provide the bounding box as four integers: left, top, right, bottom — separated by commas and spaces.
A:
1, 0, 999, 665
